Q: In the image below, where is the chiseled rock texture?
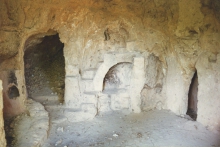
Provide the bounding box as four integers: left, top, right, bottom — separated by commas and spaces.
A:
12, 99, 49, 147
0, 0, 220, 132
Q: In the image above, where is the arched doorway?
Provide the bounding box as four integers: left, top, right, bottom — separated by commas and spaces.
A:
100, 62, 132, 111
186, 71, 198, 120
92, 53, 145, 113
103, 62, 132, 93
24, 33, 65, 104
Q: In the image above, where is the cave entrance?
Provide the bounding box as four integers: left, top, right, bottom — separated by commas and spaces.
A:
186, 71, 198, 121
24, 33, 65, 104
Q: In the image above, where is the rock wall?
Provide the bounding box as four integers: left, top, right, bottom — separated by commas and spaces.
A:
0, 80, 6, 147
196, 53, 220, 132
0, 0, 220, 131
0, 71, 25, 118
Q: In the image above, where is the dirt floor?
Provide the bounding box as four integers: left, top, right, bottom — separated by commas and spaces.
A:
6, 93, 220, 147
8, 97, 220, 147
42, 103, 220, 147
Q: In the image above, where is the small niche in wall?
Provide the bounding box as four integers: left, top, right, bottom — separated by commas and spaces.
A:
186, 70, 198, 121
7, 71, 20, 99
8, 85, 20, 99
102, 62, 132, 93
8, 71, 18, 85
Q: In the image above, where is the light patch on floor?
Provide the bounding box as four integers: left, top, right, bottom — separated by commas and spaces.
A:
11, 96, 220, 147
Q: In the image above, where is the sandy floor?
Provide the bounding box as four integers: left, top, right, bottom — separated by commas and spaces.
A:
5, 94, 220, 147
31, 96, 220, 147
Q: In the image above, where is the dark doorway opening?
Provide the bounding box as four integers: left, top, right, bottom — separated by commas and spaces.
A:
24, 33, 65, 103
186, 71, 198, 121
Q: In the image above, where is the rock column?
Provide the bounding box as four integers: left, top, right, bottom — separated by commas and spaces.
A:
129, 57, 145, 113
0, 80, 6, 147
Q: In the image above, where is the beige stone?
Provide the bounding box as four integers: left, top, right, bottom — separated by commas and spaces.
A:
0, 80, 6, 147
111, 92, 130, 110
0, 0, 220, 137
165, 56, 186, 114
196, 52, 220, 132
64, 77, 81, 108
129, 57, 145, 113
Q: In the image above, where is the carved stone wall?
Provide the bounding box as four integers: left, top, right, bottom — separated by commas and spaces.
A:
0, 0, 220, 131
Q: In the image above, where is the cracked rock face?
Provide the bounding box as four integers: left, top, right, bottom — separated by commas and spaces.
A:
0, 1, 220, 144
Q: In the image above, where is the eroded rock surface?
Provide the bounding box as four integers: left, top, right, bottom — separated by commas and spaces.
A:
0, 0, 220, 142
0, 80, 6, 147
6, 99, 49, 147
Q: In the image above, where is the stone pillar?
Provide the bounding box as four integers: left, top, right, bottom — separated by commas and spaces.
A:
0, 80, 6, 147
165, 57, 187, 115
129, 57, 145, 113
64, 65, 81, 108
64, 77, 81, 108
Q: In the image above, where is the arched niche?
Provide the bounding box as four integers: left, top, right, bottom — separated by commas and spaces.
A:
93, 52, 140, 91
103, 62, 132, 92
93, 52, 145, 113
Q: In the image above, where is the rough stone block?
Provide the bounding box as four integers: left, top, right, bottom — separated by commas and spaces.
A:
97, 94, 111, 113
111, 92, 130, 110
65, 65, 79, 76
15, 99, 49, 147
81, 103, 97, 114
81, 79, 95, 92
115, 53, 133, 63
129, 57, 145, 113
81, 68, 97, 79
165, 57, 186, 115
64, 77, 81, 108
81, 93, 97, 106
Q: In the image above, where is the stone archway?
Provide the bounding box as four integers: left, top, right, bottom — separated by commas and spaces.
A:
103, 62, 132, 92
93, 52, 145, 113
